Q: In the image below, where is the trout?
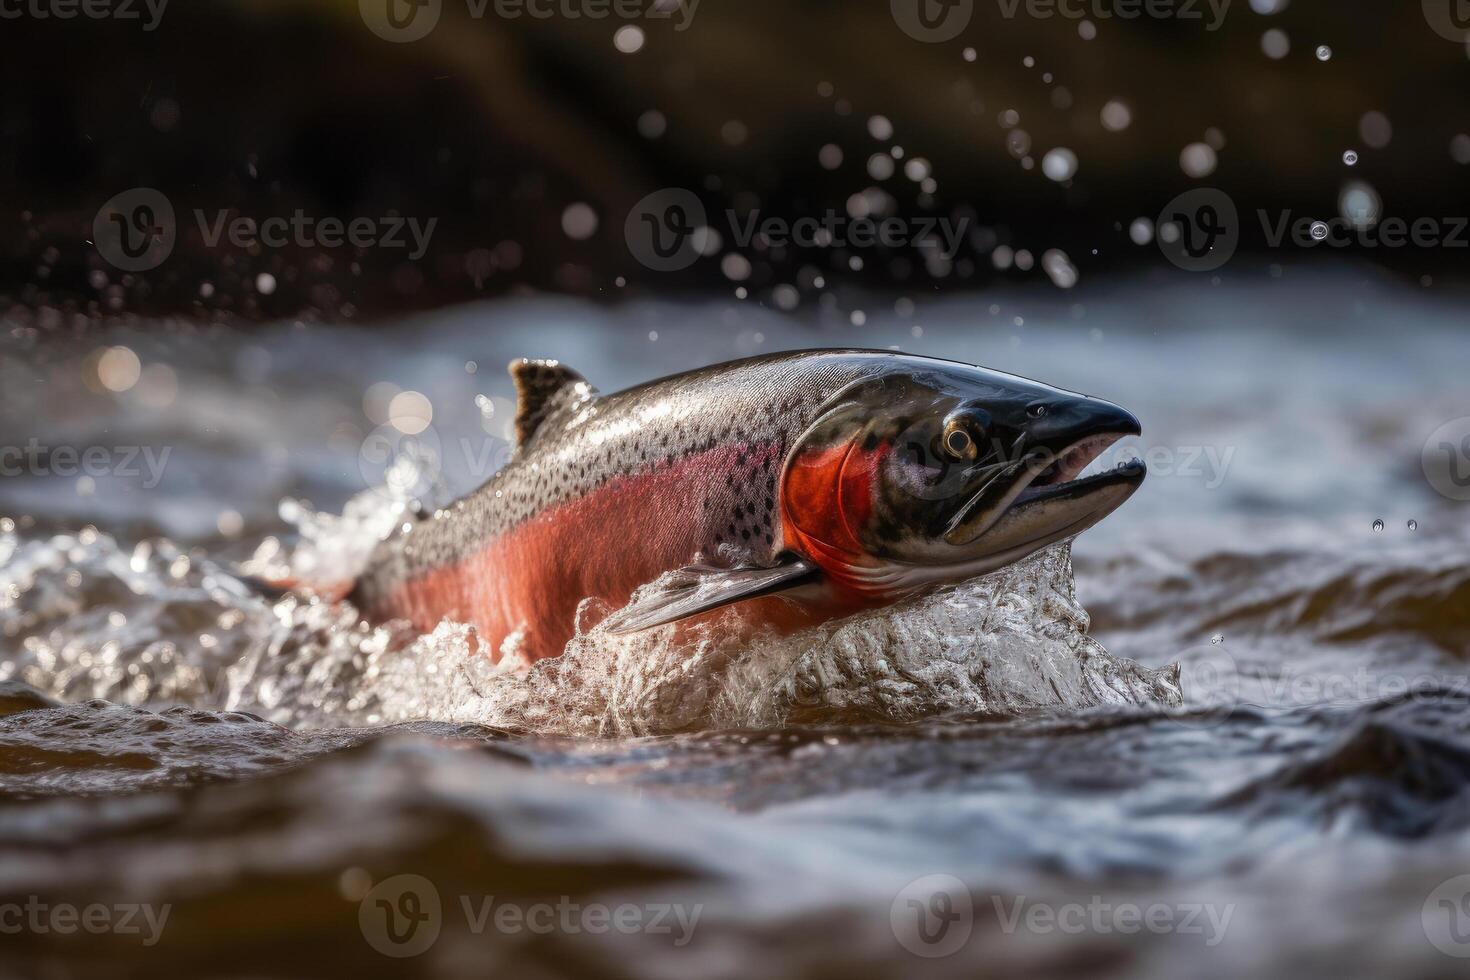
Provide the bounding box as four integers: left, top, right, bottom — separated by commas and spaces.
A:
344, 349, 1145, 661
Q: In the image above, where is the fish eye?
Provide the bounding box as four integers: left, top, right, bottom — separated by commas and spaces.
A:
940, 421, 979, 461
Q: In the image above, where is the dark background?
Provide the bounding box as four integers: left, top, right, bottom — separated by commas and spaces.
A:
3, 0, 1469, 324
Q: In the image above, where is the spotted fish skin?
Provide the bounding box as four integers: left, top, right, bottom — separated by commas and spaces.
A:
349, 348, 1147, 663
351, 350, 888, 661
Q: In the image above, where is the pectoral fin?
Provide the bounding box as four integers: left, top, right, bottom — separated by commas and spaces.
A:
600, 558, 821, 635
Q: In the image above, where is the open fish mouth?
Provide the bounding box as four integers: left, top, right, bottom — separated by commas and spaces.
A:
943, 432, 1145, 547
1015, 433, 1144, 505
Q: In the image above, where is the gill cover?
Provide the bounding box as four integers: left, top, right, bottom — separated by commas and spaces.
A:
779, 378, 904, 596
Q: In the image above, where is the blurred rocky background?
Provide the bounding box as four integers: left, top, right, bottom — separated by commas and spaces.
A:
3, 0, 1469, 325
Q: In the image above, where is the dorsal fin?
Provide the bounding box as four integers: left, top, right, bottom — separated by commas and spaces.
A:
509, 358, 589, 445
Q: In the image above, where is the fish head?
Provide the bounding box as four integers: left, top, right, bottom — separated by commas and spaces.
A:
781, 356, 1145, 597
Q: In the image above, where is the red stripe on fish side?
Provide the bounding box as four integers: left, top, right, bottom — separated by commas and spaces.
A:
369, 442, 783, 663
782, 439, 886, 597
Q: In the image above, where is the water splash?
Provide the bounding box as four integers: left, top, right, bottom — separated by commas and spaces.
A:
0, 516, 1178, 736
244, 491, 408, 589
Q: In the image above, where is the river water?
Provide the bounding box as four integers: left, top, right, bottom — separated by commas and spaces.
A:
2, 268, 1469, 977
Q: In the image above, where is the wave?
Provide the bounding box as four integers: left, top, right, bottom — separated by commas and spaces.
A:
1080, 542, 1470, 656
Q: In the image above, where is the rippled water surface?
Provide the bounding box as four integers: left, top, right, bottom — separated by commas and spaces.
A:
3, 272, 1470, 977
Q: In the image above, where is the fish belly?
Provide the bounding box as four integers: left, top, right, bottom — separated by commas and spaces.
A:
370, 447, 768, 662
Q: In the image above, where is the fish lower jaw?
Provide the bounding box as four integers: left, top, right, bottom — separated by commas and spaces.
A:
843, 513, 1104, 595
1014, 455, 1146, 507
942, 432, 1136, 546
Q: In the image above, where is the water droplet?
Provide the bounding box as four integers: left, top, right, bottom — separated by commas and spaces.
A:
1407, 519, 1418, 531
1041, 147, 1079, 182
1372, 518, 1385, 532
1309, 221, 1329, 240
1342, 149, 1358, 166
1261, 28, 1290, 60
1315, 45, 1332, 61
1179, 142, 1218, 178
1210, 634, 1224, 645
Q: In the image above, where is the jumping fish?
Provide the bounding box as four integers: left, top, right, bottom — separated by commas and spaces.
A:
345, 350, 1145, 662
